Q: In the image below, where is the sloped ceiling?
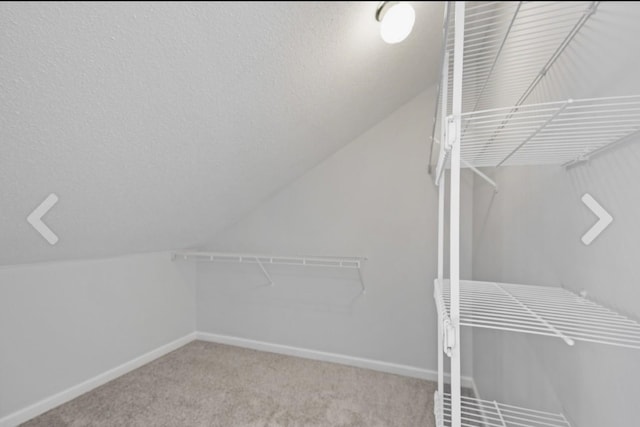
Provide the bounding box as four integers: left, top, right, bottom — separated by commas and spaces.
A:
1, 1, 443, 265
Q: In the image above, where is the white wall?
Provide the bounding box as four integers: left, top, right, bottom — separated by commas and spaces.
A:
0, 252, 196, 422
471, 135, 640, 426
196, 88, 474, 376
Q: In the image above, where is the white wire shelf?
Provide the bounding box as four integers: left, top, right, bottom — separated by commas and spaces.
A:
429, 1, 600, 173
435, 278, 640, 349
458, 96, 640, 168
172, 251, 367, 292
443, 1, 598, 115
434, 391, 571, 427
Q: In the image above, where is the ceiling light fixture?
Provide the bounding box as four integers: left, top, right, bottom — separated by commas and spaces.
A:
376, 1, 415, 44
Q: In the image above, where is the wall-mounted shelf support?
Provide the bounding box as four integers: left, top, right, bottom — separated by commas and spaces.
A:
433, 136, 498, 191
255, 258, 273, 286
564, 129, 640, 169
496, 100, 572, 167
434, 135, 451, 186
172, 251, 367, 293
461, 159, 497, 191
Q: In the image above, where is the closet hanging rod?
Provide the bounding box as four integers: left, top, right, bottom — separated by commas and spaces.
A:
172, 251, 368, 292
172, 251, 366, 267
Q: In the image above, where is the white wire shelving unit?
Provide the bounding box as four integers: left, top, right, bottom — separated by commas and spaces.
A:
430, 1, 640, 427
434, 392, 572, 427
437, 95, 640, 176
444, 2, 598, 114
171, 251, 367, 292
436, 279, 640, 350
429, 1, 602, 174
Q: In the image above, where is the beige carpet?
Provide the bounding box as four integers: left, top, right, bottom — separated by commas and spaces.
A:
23, 341, 437, 426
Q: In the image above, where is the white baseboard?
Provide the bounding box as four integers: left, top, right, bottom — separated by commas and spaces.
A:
196, 332, 476, 389
0, 332, 197, 427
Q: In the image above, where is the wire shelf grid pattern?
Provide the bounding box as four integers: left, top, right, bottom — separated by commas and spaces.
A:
437, 279, 640, 349
435, 392, 571, 427
173, 251, 367, 291
458, 96, 640, 167
443, 1, 597, 114
172, 251, 365, 269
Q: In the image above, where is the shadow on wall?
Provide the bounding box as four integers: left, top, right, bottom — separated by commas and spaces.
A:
565, 134, 640, 318
471, 190, 497, 265
527, 3, 640, 103
197, 262, 365, 315
470, 135, 640, 427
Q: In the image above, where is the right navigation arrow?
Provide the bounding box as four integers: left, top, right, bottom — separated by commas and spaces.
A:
581, 193, 613, 246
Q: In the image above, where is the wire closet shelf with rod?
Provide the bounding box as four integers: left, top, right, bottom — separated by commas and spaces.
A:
429, 2, 640, 427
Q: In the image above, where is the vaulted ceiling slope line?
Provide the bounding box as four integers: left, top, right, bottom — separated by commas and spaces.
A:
1, 2, 442, 266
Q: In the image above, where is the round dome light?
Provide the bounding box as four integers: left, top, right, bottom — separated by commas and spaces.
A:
376, 2, 415, 44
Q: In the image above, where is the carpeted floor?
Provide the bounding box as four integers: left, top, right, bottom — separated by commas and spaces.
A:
23, 341, 438, 426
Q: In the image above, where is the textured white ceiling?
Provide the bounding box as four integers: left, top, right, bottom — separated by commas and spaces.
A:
1, 1, 443, 265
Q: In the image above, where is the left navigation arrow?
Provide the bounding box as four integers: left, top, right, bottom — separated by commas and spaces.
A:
27, 193, 59, 245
